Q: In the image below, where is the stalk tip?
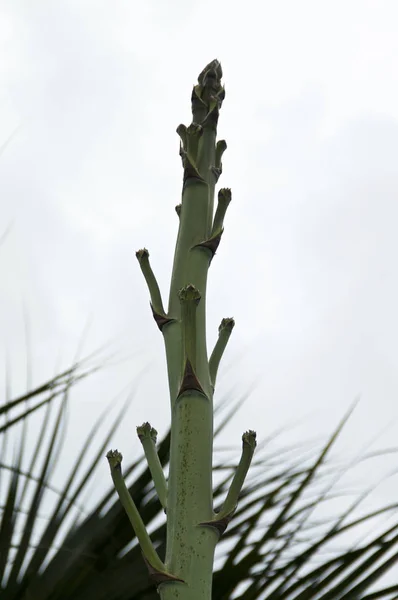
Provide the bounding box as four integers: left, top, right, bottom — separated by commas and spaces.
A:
242, 430, 257, 450
218, 188, 232, 205
136, 248, 149, 261
198, 59, 223, 85
219, 317, 235, 333
178, 283, 201, 305
106, 449, 123, 470
137, 422, 158, 443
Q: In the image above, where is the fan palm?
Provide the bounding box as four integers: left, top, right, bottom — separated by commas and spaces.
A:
0, 358, 398, 599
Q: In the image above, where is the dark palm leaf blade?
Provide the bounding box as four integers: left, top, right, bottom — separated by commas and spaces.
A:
64, 407, 397, 600
340, 551, 398, 600
27, 432, 171, 598
361, 586, 398, 600
239, 518, 398, 600
314, 530, 398, 600
219, 471, 309, 544
212, 474, 318, 596
0, 351, 16, 568
213, 385, 257, 438
0, 351, 12, 493
211, 402, 374, 598
0, 317, 29, 573
0, 341, 113, 417
250, 437, 398, 599
0, 461, 88, 514
215, 465, 328, 578
0, 361, 104, 433
2, 371, 397, 600
262, 401, 358, 545
4, 387, 68, 595
15, 390, 136, 598
0, 350, 109, 597
0, 446, 22, 583
263, 472, 398, 598
17, 391, 59, 524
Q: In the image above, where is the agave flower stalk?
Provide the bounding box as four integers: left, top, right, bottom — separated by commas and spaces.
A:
107, 59, 256, 599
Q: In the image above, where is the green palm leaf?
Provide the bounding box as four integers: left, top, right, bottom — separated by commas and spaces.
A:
1, 366, 397, 599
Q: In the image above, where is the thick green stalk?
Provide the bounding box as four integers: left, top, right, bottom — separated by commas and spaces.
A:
108, 60, 256, 599
161, 62, 225, 599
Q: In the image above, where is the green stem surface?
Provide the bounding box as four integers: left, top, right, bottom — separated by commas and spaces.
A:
110, 60, 256, 600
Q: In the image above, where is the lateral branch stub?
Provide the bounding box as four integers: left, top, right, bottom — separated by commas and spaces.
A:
199, 430, 256, 538
215, 140, 227, 171
209, 318, 235, 389
177, 284, 205, 398
194, 189, 231, 263
177, 123, 204, 186
218, 430, 257, 520
136, 249, 174, 331
211, 188, 231, 238
211, 140, 227, 182
179, 284, 201, 370
136, 422, 168, 512
175, 204, 181, 219
106, 449, 179, 583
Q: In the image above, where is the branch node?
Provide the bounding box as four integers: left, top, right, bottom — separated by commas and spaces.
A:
199, 508, 235, 538
142, 554, 185, 586
177, 359, 206, 399
195, 229, 223, 260
209, 317, 235, 388
150, 304, 175, 332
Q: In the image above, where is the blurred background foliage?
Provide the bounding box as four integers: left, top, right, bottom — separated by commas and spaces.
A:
0, 343, 398, 600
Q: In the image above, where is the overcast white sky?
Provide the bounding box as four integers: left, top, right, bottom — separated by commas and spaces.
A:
1, 0, 398, 587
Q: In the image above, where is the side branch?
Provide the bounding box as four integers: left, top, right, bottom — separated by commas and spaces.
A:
136, 248, 165, 314
200, 430, 256, 537
106, 449, 172, 578
179, 284, 201, 370
137, 422, 168, 512
211, 139, 227, 182
218, 430, 257, 519
209, 317, 235, 389
136, 249, 174, 331
211, 188, 231, 237
177, 284, 205, 398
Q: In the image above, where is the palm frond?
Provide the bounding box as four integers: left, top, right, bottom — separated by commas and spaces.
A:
1, 372, 397, 599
